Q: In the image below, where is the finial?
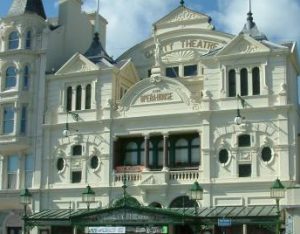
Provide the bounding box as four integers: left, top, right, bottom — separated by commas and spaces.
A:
94, 0, 100, 34
180, 0, 185, 7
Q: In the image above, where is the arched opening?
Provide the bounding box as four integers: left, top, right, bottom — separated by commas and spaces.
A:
8, 31, 19, 49
85, 84, 91, 109
25, 31, 32, 49
240, 68, 248, 96
5, 66, 17, 89
75, 85, 82, 110
66, 86, 72, 111
252, 67, 260, 95
228, 69, 236, 97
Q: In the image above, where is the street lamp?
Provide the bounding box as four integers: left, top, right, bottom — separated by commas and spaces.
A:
189, 181, 203, 215
20, 188, 32, 234
82, 185, 95, 211
270, 178, 285, 234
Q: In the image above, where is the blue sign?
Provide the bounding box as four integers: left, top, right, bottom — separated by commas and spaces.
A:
218, 218, 232, 227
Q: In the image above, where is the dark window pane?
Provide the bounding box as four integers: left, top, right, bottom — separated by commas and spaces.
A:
66, 87, 72, 111
25, 31, 31, 49
166, 67, 179, 78
184, 65, 198, 77
90, 155, 99, 169
239, 164, 251, 177
261, 147, 272, 162
252, 67, 260, 95
71, 171, 81, 183
238, 134, 251, 147
3, 106, 14, 134
8, 31, 19, 49
219, 149, 229, 164
85, 84, 91, 109
76, 85, 82, 110
240, 68, 248, 96
228, 69, 236, 97
23, 66, 30, 89
6, 67, 17, 89
56, 158, 64, 171
72, 145, 82, 156
20, 106, 27, 134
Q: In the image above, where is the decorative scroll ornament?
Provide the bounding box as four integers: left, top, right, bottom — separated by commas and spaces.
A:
168, 9, 203, 23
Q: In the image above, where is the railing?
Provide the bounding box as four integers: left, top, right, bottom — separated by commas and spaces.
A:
114, 173, 142, 182
169, 170, 199, 181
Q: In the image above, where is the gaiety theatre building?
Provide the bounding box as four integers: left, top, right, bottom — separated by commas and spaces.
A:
0, 0, 300, 234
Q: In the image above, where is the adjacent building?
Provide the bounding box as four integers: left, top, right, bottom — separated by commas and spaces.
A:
0, 0, 300, 233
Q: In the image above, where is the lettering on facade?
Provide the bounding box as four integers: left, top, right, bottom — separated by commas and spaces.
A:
144, 39, 219, 58
140, 90, 173, 103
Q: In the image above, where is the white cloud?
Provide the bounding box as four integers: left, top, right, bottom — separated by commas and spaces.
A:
81, 0, 300, 58
83, 0, 176, 57
213, 0, 300, 43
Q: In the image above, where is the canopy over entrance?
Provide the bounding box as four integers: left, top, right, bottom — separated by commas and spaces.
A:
26, 204, 278, 228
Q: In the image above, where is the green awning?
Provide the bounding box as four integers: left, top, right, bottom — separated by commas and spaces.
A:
26, 205, 278, 227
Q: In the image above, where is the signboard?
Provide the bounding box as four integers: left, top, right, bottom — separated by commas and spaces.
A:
218, 218, 232, 227
87, 226, 168, 234
87, 227, 126, 233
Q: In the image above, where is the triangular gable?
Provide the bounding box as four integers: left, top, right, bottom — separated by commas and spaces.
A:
117, 59, 139, 83
56, 53, 99, 75
154, 6, 213, 29
216, 34, 270, 57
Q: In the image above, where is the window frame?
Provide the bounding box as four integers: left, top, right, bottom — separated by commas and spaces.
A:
8, 31, 19, 50
5, 66, 17, 90
3, 105, 15, 134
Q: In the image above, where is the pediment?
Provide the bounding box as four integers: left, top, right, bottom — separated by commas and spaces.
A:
118, 76, 200, 113
55, 53, 99, 75
155, 6, 213, 29
217, 34, 270, 57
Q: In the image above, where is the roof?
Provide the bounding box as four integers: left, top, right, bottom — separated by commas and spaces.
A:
240, 12, 267, 41
84, 33, 115, 64
26, 205, 278, 227
8, 0, 46, 19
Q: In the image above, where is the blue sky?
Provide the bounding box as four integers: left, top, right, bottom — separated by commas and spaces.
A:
1, 0, 300, 57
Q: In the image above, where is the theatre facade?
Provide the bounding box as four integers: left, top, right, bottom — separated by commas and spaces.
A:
0, 0, 300, 234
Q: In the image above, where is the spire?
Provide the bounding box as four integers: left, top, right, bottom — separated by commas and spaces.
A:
84, 1, 114, 64
240, 0, 267, 41
8, 0, 46, 19
180, 0, 185, 7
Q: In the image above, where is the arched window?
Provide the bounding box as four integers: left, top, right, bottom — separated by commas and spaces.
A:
66, 86, 72, 111
240, 68, 248, 96
191, 137, 200, 165
252, 67, 260, 95
75, 85, 82, 110
23, 65, 30, 90
8, 31, 19, 49
124, 142, 139, 166
25, 31, 31, 49
149, 139, 163, 169
228, 69, 236, 97
72, 145, 82, 156
85, 84, 91, 109
5, 67, 17, 89
174, 139, 189, 166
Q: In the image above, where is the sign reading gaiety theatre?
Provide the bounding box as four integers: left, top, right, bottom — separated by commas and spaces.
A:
144, 38, 221, 58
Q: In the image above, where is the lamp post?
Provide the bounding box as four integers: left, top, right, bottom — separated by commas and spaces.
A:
20, 188, 32, 234
189, 182, 203, 215
270, 178, 285, 234
82, 185, 95, 211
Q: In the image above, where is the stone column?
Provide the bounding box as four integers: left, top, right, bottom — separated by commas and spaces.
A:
71, 86, 76, 111
162, 133, 169, 171
143, 135, 150, 171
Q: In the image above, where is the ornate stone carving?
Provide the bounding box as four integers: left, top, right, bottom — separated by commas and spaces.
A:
168, 9, 203, 23
162, 50, 196, 63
